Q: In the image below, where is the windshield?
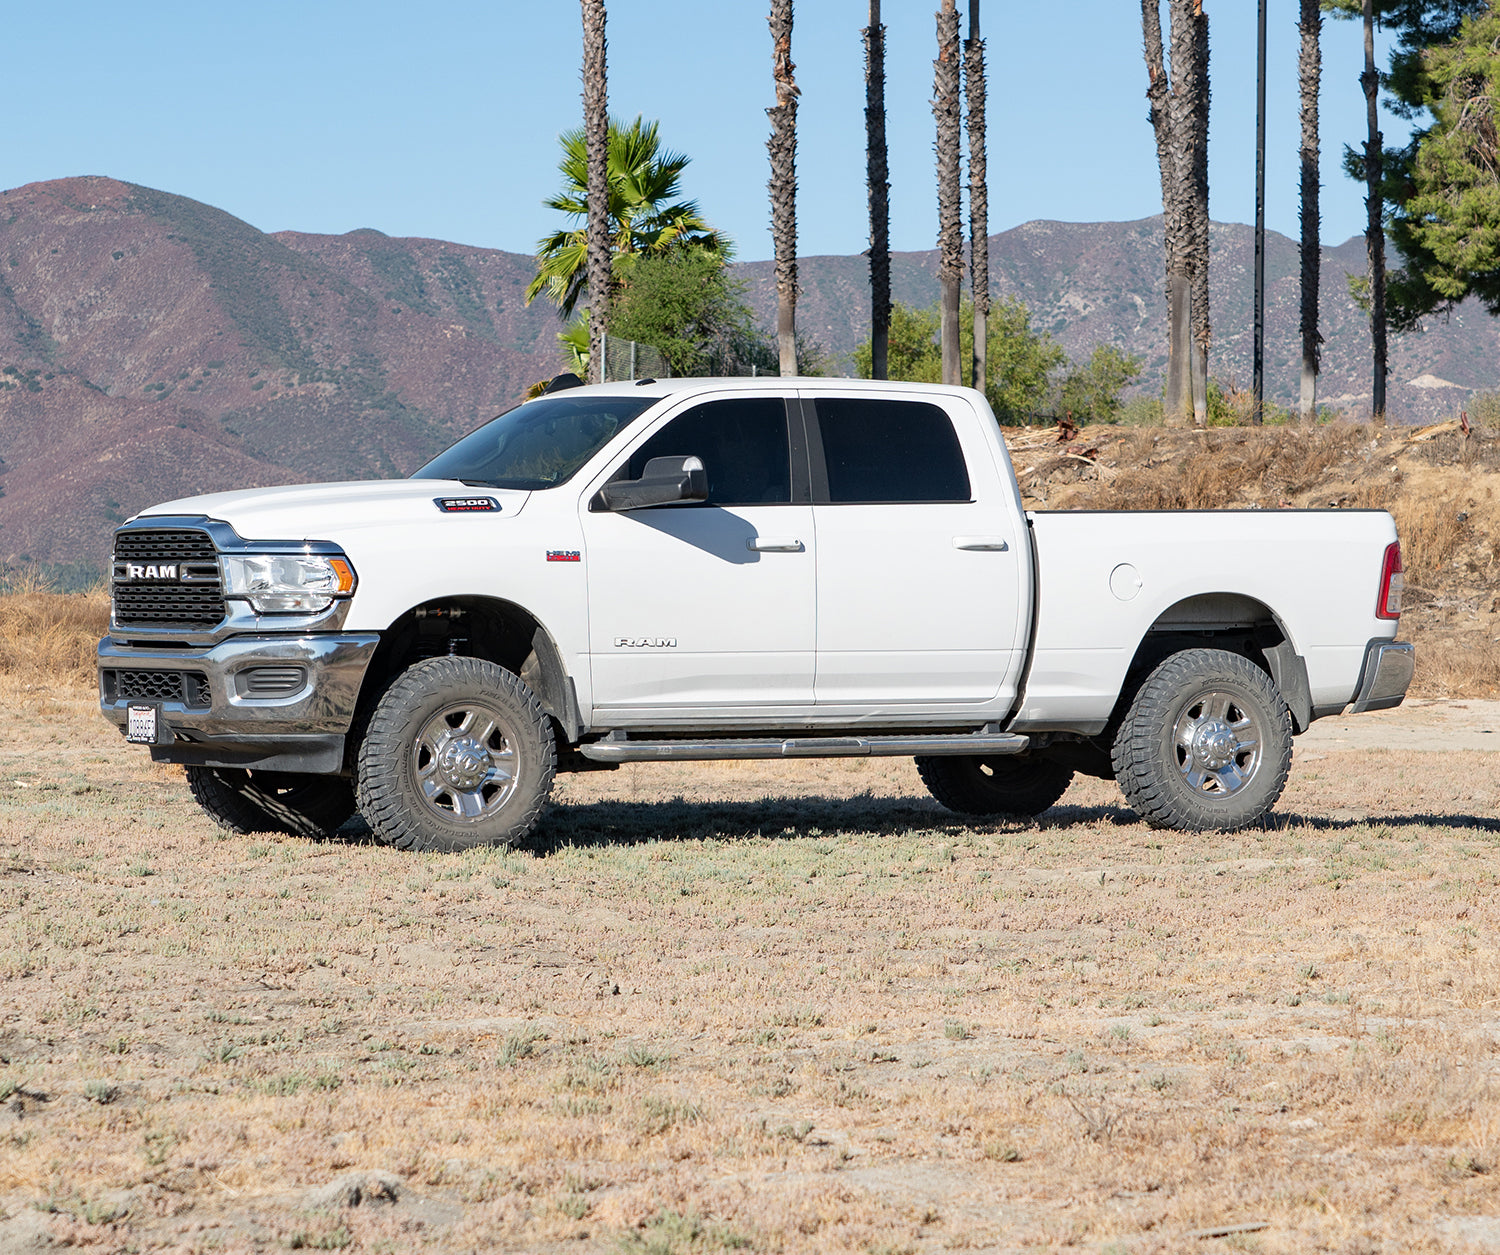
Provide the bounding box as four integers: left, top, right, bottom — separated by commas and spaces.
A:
412, 394, 657, 489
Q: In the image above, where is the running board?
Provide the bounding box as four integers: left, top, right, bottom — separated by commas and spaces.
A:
577, 730, 1030, 764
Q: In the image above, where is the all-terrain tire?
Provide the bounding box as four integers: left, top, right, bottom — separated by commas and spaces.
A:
915, 755, 1074, 818
1111, 648, 1292, 832
355, 657, 556, 852
186, 767, 356, 838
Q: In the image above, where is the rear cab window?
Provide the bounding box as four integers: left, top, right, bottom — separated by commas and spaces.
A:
809, 397, 971, 504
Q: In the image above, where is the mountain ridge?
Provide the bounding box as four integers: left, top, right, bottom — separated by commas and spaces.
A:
1, 175, 1495, 577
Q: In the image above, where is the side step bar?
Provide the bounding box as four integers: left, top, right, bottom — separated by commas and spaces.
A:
578, 730, 1030, 764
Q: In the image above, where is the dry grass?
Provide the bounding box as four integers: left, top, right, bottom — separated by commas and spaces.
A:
0, 693, 1497, 1252
1017, 420, 1500, 698
0, 585, 108, 687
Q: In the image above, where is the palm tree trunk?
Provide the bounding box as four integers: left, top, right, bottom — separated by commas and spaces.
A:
865, 0, 890, 381
966, 1, 989, 395
1299, 0, 1322, 423
1143, 0, 1191, 427
1168, 0, 1208, 429
768, 0, 799, 377
1362, 0, 1387, 423
1188, 1, 1210, 429
581, 0, 610, 385
934, 0, 962, 387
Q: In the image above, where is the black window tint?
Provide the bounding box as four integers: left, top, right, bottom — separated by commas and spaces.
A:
814, 398, 970, 503
626, 398, 791, 505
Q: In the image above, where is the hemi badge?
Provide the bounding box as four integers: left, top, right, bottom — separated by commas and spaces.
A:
434, 496, 499, 513
546, 550, 581, 563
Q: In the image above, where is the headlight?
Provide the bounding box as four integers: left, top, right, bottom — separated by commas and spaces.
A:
221, 554, 356, 614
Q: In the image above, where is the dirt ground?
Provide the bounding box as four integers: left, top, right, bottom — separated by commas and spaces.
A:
0, 687, 1497, 1254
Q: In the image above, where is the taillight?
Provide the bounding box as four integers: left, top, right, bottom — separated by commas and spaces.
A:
1376, 541, 1403, 620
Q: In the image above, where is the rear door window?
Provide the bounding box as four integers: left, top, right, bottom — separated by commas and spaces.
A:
811, 397, 970, 503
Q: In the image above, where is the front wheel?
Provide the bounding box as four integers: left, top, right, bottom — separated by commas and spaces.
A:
916, 755, 1074, 818
1111, 648, 1292, 832
355, 657, 556, 852
186, 767, 356, 838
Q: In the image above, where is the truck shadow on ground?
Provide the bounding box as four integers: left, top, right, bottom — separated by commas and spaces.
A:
332, 799, 1500, 851
518, 798, 1500, 854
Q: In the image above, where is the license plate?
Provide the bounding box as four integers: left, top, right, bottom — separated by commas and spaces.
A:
126, 705, 158, 744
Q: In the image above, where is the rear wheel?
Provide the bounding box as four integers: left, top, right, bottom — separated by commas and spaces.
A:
1111, 647, 1292, 832
186, 767, 356, 838
355, 657, 556, 852
916, 755, 1074, 818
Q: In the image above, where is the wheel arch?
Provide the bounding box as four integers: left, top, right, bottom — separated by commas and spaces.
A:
1116, 592, 1312, 734
354, 596, 580, 753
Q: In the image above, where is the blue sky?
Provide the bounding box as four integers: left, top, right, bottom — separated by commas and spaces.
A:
11, 2, 1409, 261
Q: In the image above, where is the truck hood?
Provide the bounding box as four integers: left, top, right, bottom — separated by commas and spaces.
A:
136, 479, 531, 542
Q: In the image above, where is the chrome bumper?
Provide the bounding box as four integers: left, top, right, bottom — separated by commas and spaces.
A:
98, 632, 380, 774
1349, 638, 1415, 714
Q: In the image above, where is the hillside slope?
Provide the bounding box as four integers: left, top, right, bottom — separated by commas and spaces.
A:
739, 220, 1500, 421
0, 177, 563, 573
4, 176, 1499, 575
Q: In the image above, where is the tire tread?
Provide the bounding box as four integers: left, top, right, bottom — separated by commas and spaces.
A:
1111, 648, 1292, 832
355, 657, 556, 852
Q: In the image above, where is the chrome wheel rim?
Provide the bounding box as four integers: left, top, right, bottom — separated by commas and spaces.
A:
412, 702, 519, 823
1172, 690, 1264, 797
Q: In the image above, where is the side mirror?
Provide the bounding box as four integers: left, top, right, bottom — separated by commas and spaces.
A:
594, 455, 709, 511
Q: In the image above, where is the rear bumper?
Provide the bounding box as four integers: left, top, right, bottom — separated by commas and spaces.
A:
98, 632, 380, 774
1349, 638, 1415, 714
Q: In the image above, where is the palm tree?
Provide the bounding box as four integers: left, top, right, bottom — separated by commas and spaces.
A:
1299, 0, 1323, 422
526, 117, 726, 319
582, 0, 609, 383
966, 1, 989, 395
864, 0, 890, 380
1186, 0, 1209, 429
934, 0, 962, 387
768, 0, 799, 377
1142, 0, 1192, 425
1361, 0, 1387, 422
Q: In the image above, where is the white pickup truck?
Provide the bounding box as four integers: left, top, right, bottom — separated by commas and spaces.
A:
97, 377, 1413, 849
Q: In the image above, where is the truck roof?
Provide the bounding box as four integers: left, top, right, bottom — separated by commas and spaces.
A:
542, 376, 987, 403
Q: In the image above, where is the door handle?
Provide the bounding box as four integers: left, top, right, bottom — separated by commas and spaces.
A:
747, 538, 805, 553
952, 536, 1009, 551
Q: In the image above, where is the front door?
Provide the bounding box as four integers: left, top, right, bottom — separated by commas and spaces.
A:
581, 394, 816, 716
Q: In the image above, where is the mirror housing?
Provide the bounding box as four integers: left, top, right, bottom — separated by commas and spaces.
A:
594, 455, 709, 511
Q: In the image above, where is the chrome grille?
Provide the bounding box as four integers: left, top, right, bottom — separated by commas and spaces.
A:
112, 528, 224, 628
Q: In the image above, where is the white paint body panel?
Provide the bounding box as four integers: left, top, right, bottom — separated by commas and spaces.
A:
139, 378, 1404, 739
803, 388, 1030, 710
1020, 509, 1401, 727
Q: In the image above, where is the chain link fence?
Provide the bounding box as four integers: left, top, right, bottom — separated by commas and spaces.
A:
599, 334, 670, 382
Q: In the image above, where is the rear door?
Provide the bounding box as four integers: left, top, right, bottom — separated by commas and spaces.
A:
804, 391, 1028, 709
580, 393, 817, 714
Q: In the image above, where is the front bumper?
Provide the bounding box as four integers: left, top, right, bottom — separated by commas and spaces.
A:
98, 632, 380, 774
1349, 638, 1415, 714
